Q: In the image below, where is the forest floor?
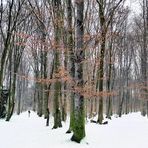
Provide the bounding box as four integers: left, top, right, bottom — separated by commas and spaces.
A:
0, 111, 148, 148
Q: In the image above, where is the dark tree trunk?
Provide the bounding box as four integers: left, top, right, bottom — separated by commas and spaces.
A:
66, 0, 75, 133
71, 0, 85, 143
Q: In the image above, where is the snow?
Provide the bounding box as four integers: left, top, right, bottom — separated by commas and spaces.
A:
0, 111, 148, 148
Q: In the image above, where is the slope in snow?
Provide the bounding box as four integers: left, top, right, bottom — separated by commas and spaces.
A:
0, 111, 148, 148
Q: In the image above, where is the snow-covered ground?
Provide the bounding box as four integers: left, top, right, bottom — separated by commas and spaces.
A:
0, 111, 148, 148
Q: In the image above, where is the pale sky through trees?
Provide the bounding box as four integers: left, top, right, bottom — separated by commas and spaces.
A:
125, 0, 141, 15
0, 0, 141, 15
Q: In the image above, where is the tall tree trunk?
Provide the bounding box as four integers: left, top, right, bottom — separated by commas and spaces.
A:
42, 31, 49, 119
106, 20, 113, 119
71, 0, 85, 143
97, 27, 106, 124
141, 0, 148, 116
66, 0, 75, 133
96, 0, 107, 124
52, 0, 63, 129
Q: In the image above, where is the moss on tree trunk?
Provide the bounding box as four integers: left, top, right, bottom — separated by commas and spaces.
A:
71, 0, 85, 143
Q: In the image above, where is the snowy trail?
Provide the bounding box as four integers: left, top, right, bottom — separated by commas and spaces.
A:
0, 111, 148, 148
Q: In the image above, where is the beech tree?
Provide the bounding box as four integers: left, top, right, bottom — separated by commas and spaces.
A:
66, 0, 75, 133
70, 0, 85, 143
0, 0, 29, 120
51, 0, 63, 129
96, 0, 124, 124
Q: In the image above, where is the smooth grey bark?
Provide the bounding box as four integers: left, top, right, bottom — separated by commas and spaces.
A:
141, 0, 148, 116
66, 0, 75, 133
52, 0, 63, 129
71, 0, 85, 143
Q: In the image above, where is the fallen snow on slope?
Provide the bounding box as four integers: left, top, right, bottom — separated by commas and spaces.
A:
0, 111, 148, 148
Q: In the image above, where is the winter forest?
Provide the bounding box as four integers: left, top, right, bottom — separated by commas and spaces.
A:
0, 0, 148, 147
